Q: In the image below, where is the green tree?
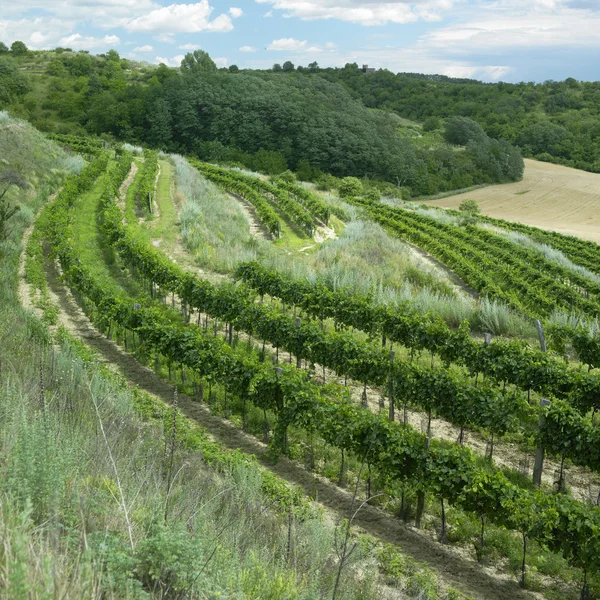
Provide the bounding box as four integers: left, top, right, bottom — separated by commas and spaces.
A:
181, 50, 216, 74
459, 199, 481, 215
47, 58, 66, 77
296, 159, 313, 181
338, 177, 362, 198
10, 41, 28, 56
272, 63, 282, 72
0, 42, 8, 54
0, 57, 30, 104
251, 149, 288, 175
422, 116, 441, 132
308, 61, 319, 73
444, 116, 486, 146
282, 61, 295, 72
147, 97, 172, 147
458, 199, 481, 225
228, 64, 239, 73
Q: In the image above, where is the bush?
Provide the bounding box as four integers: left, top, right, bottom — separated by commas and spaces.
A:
444, 116, 487, 146
423, 116, 442, 132
338, 176, 362, 198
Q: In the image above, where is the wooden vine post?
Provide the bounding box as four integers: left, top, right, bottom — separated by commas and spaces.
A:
533, 319, 551, 486
388, 350, 395, 422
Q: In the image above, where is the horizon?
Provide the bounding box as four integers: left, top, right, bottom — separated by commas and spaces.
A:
1, 1, 599, 84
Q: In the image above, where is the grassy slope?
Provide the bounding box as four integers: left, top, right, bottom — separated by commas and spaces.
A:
1, 115, 390, 600
125, 155, 596, 600
10, 126, 485, 599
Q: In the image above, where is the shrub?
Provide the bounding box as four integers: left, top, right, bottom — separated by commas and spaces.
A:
338, 176, 362, 198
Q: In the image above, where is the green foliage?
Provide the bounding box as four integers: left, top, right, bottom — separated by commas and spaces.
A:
0, 57, 30, 104
444, 116, 487, 146
423, 116, 442, 132
180, 50, 217, 74
338, 177, 363, 198
283, 61, 295, 72
10, 41, 28, 56
0, 42, 8, 54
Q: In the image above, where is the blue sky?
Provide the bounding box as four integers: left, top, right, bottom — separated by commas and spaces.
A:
1, 1, 599, 82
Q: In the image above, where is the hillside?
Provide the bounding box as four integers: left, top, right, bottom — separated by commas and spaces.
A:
0, 47, 522, 197
424, 159, 600, 242
3, 46, 600, 600
304, 66, 600, 174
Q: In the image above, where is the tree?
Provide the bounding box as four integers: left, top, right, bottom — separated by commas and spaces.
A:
458, 199, 481, 225
0, 57, 30, 103
10, 41, 28, 56
338, 177, 363, 198
308, 61, 319, 73
47, 58, 66, 77
282, 61, 295, 72
0, 170, 27, 240
228, 64, 239, 73
0, 42, 8, 54
422, 116, 441, 132
272, 63, 282, 72
459, 199, 481, 215
180, 50, 216, 74
444, 116, 487, 146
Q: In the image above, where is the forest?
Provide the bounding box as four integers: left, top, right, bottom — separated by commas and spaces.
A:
295, 63, 600, 173
0, 45, 524, 196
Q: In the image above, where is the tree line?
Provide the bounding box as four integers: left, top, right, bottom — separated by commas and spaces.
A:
0, 46, 523, 197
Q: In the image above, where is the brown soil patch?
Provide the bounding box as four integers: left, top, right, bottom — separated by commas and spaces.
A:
424, 159, 600, 243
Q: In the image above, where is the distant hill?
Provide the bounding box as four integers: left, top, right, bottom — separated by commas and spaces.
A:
0, 47, 523, 197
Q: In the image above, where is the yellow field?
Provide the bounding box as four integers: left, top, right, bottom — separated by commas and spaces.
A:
423, 159, 600, 243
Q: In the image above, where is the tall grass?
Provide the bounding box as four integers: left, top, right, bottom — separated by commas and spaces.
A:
489, 227, 600, 286
173, 155, 274, 273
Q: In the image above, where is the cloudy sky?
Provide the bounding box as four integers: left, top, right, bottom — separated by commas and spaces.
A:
1, 0, 599, 82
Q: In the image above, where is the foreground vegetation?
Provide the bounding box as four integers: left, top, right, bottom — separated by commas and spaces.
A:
1, 112, 484, 600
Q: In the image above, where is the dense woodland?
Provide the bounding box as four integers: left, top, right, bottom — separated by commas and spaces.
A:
1, 45, 523, 196
306, 64, 600, 173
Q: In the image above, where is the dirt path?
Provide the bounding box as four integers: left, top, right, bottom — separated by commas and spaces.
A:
37, 253, 541, 600
18, 191, 60, 315
424, 159, 600, 243
228, 191, 272, 241
405, 240, 479, 300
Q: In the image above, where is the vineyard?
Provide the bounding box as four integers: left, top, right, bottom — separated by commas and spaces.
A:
11, 129, 600, 600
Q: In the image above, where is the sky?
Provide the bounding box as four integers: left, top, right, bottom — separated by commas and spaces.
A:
1, 0, 599, 82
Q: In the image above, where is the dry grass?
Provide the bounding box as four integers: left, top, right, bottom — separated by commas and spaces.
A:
423, 159, 600, 243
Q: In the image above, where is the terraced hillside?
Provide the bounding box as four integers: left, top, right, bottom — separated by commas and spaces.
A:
5, 118, 600, 599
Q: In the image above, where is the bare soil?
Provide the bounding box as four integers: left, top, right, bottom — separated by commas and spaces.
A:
424, 159, 600, 243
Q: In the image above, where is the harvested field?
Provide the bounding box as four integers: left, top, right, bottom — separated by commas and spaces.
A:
424, 159, 600, 243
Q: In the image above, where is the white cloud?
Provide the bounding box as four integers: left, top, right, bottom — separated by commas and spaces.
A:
214, 56, 228, 67
0, 1, 156, 29
229, 7, 243, 18
267, 38, 336, 53
0, 17, 75, 48
240, 45, 257, 52
154, 54, 185, 67
133, 44, 153, 52
267, 37, 307, 51
59, 33, 120, 49
256, 0, 458, 26
423, 2, 600, 52
264, 10, 273, 17
126, 2, 233, 33
179, 43, 201, 50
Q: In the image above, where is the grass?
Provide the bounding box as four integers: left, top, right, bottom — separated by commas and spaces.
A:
0, 116, 385, 600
